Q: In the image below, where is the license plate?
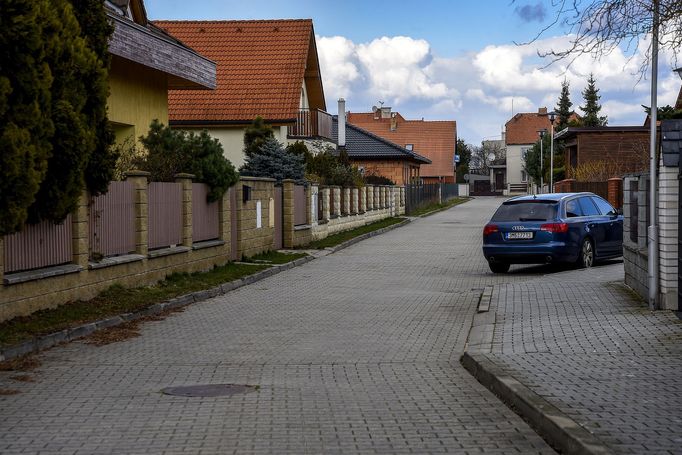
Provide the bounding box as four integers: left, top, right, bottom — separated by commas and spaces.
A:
507, 231, 533, 240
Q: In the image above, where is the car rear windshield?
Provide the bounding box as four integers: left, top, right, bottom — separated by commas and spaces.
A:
491, 201, 558, 222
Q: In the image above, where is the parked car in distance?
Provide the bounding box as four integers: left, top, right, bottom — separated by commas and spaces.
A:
482, 193, 623, 273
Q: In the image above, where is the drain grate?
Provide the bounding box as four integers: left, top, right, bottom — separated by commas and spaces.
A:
162, 384, 257, 397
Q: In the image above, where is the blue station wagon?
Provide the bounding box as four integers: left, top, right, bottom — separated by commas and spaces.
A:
482, 193, 623, 273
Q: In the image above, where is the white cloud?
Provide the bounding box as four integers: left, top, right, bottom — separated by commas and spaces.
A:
316, 32, 681, 144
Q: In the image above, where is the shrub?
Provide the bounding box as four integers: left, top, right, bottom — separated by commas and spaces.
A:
138, 121, 238, 201
364, 174, 395, 185
243, 116, 274, 159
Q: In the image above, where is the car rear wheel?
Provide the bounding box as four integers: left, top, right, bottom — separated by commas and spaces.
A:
489, 262, 510, 273
577, 238, 594, 268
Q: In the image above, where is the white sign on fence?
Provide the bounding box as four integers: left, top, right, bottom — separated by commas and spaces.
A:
256, 200, 262, 228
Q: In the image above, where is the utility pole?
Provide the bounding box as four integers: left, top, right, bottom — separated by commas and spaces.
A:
648, 0, 659, 310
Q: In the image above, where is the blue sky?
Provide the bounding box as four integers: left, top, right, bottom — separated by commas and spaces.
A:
146, 0, 681, 144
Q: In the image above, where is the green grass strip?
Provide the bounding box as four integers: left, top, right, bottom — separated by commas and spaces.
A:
409, 197, 470, 217
242, 251, 308, 265
0, 262, 269, 347
304, 217, 406, 249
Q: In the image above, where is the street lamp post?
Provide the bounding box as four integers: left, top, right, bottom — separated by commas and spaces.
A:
537, 129, 547, 193
547, 112, 557, 193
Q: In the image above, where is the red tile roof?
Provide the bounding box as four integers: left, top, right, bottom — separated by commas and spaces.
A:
505, 111, 552, 145
347, 112, 456, 178
153, 19, 315, 123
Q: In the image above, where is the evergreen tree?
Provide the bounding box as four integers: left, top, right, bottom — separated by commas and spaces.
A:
239, 137, 305, 183
243, 116, 274, 159
455, 138, 472, 183
0, 0, 54, 235
70, 0, 117, 196
579, 74, 608, 127
555, 79, 573, 131
27, 0, 103, 223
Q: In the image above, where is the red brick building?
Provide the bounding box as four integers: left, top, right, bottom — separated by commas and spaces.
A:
347, 109, 457, 183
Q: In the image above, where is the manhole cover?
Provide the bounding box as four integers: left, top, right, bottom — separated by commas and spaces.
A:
162, 384, 257, 397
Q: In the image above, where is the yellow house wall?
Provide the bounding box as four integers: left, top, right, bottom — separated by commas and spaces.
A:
108, 57, 169, 143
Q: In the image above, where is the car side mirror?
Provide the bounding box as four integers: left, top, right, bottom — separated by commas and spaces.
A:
616, 208, 623, 216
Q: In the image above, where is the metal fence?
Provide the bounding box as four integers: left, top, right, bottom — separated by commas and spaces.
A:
294, 185, 307, 226
148, 182, 182, 249
192, 183, 220, 242
441, 183, 459, 201
405, 183, 440, 215
4, 216, 73, 273
89, 181, 135, 258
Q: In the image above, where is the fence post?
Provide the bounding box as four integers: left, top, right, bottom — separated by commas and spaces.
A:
125, 170, 150, 256
282, 179, 295, 248
219, 185, 231, 244
360, 187, 367, 213
343, 187, 351, 215
72, 190, 89, 268
310, 184, 318, 226
607, 178, 623, 209
366, 185, 374, 210
351, 188, 359, 214
377, 186, 384, 209
0, 238, 4, 284
174, 173, 194, 247
438, 183, 443, 204
331, 186, 341, 217
321, 187, 330, 221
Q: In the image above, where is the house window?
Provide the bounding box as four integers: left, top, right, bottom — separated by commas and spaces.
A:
405, 144, 413, 151
521, 147, 531, 159
521, 170, 527, 182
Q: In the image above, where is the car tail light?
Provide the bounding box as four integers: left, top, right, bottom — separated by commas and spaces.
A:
540, 223, 568, 233
483, 224, 499, 236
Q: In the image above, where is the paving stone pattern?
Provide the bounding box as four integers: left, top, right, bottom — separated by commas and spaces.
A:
481, 263, 682, 454
0, 198, 554, 454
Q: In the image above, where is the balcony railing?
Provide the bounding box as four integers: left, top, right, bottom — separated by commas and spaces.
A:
289, 108, 333, 141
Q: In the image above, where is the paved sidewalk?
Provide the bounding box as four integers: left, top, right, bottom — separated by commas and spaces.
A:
466, 263, 682, 454
0, 198, 554, 454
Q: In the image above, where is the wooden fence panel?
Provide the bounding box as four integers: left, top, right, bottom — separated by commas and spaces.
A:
89, 181, 135, 258
148, 182, 182, 250
4, 216, 73, 273
191, 183, 219, 243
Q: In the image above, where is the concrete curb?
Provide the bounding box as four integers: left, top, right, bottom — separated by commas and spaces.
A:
0, 217, 412, 362
461, 352, 615, 455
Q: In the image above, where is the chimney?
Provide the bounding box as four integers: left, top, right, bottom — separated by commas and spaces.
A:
538, 107, 547, 115
338, 98, 346, 148
380, 106, 392, 118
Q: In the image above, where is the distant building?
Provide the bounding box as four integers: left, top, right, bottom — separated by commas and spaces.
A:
347, 108, 457, 183
504, 107, 552, 191
331, 111, 431, 185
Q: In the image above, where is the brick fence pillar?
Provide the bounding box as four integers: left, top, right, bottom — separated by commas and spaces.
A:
366, 185, 374, 210
342, 187, 350, 215
72, 191, 89, 268
174, 173, 195, 247
310, 184, 319, 226
607, 177, 623, 209
282, 179, 295, 248
321, 187, 330, 221
331, 186, 341, 217
359, 187, 366, 213
125, 171, 150, 256
219, 185, 231, 242
375, 186, 381, 209
351, 188, 359, 214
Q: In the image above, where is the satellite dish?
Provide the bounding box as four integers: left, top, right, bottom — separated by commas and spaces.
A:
488, 152, 496, 162
464, 174, 470, 182
371, 105, 379, 113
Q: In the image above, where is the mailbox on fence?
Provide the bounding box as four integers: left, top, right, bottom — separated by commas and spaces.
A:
242, 185, 252, 203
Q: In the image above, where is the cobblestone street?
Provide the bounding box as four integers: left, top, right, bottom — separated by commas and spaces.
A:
0, 198, 554, 454
469, 262, 682, 454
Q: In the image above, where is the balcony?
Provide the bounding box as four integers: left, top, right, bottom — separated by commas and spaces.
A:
288, 108, 333, 141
